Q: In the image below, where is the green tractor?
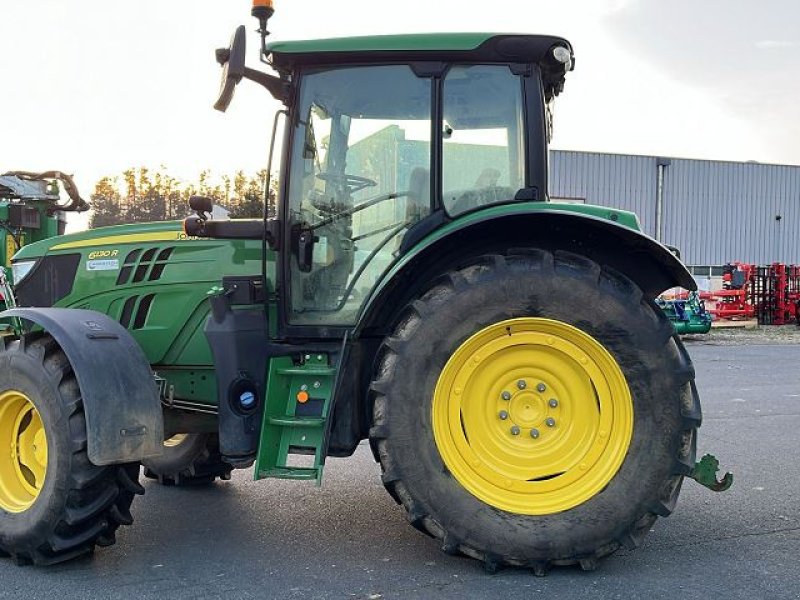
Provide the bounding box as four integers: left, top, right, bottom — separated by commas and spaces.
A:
0, 3, 731, 571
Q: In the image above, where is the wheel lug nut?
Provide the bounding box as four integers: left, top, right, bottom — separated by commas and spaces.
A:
545, 417, 556, 427
530, 428, 540, 439
548, 398, 558, 408
501, 391, 511, 401
499, 410, 509, 420
510, 425, 520, 436
517, 380, 526, 390
537, 383, 546, 392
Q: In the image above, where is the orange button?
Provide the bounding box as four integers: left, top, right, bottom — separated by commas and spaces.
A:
297, 390, 309, 404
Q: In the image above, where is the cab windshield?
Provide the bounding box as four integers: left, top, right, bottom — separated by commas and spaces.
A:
286, 64, 524, 326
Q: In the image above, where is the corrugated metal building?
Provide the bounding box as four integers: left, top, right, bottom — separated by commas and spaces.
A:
550, 150, 800, 268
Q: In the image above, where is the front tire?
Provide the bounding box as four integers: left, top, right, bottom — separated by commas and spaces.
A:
369, 251, 700, 572
0, 334, 143, 565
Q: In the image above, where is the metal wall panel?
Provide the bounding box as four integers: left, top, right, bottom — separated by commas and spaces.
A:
549, 150, 800, 265
662, 159, 800, 265
550, 150, 658, 236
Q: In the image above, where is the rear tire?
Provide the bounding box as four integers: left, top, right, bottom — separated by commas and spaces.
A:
369, 250, 700, 572
0, 334, 143, 566
143, 433, 232, 486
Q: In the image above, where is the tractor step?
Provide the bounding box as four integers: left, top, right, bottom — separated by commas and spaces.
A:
255, 354, 334, 484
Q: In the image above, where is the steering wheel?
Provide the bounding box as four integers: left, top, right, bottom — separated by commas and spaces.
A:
316, 172, 377, 194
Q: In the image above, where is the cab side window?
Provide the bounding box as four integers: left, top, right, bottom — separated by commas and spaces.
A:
441, 65, 525, 216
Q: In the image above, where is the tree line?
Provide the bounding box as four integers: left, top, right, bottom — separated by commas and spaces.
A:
88, 167, 277, 228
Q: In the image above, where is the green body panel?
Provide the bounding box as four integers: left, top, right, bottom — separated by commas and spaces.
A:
266, 32, 497, 56
16, 220, 272, 406
432, 201, 641, 235
16, 219, 196, 260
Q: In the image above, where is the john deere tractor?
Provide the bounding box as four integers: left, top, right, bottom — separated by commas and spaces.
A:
0, 2, 730, 571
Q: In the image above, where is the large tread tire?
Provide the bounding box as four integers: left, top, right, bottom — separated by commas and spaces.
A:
143, 433, 232, 486
369, 250, 700, 573
0, 334, 143, 566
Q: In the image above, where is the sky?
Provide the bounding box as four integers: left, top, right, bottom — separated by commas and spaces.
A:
3, 0, 799, 230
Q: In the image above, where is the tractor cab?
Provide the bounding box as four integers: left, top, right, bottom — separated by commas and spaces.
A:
190, 17, 574, 329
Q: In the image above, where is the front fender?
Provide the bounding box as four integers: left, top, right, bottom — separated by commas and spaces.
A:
2, 308, 163, 466
355, 205, 694, 335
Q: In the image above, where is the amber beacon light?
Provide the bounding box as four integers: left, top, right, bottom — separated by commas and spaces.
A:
252, 0, 275, 60
252, 0, 275, 25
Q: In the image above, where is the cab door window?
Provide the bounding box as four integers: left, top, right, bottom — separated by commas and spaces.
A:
441, 65, 525, 216
287, 65, 432, 325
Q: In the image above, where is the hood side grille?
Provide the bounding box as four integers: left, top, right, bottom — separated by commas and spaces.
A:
116, 246, 175, 285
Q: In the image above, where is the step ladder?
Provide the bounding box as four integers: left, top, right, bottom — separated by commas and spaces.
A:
255, 353, 335, 484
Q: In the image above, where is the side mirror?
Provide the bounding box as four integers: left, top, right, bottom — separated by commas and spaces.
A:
214, 25, 247, 112
189, 195, 214, 215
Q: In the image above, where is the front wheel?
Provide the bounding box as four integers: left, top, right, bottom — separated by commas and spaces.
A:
0, 334, 143, 565
369, 250, 700, 572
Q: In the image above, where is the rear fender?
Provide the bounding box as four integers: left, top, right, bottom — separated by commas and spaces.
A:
2, 307, 163, 466
356, 207, 695, 335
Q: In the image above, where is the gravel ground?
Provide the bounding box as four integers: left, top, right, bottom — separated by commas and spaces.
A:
683, 324, 800, 346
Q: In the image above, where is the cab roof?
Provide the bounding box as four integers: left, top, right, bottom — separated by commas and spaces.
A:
265, 33, 574, 98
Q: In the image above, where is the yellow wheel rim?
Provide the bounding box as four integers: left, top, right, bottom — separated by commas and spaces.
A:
432, 318, 633, 515
0, 390, 48, 513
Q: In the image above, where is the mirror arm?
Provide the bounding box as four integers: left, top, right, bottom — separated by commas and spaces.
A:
183, 216, 280, 249
243, 67, 290, 103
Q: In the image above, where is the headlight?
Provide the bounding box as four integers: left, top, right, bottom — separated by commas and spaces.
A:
11, 260, 37, 285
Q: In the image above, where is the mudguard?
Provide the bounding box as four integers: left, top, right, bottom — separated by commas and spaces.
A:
2, 307, 163, 466
356, 205, 695, 335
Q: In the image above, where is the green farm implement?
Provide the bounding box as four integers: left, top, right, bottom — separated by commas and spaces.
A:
0, 171, 88, 310
657, 291, 713, 335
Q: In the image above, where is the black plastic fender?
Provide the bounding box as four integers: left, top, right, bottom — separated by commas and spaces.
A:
1, 307, 163, 466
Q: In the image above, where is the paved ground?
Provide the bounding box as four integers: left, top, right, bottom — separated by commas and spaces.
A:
1, 339, 799, 599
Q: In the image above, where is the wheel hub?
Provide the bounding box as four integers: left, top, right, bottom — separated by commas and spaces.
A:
507, 388, 547, 428
432, 317, 633, 515
0, 390, 48, 513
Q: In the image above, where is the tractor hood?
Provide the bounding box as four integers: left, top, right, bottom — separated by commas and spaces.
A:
13, 221, 185, 262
